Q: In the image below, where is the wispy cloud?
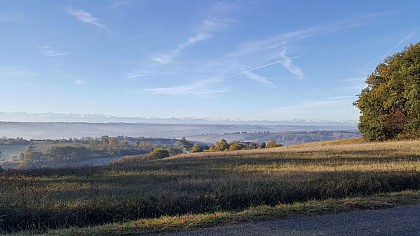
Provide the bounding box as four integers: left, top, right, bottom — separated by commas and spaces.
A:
152, 33, 209, 64
145, 79, 227, 96
0, 66, 36, 79
151, 32, 211, 64
74, 80, 86, 85
67, 7, 105, 28
383, 31, 416, 58
340, 77, 366, 92
242, 71, 272, 85
223, 58, 301, 79
41, 46, 68, 57
127, 71, 149, 81
278, 49, 305, 80
260, 98, 358, 121
227, 12, 389, 61
145, 12, 387, 95
109, 0, 132, 9
151, 3, 233, 65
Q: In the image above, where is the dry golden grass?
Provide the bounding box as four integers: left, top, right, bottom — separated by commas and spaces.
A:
45, 190, 420, 235
1, 138, 420, 234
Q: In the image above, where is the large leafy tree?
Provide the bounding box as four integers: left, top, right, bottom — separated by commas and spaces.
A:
354, 43, 420, 140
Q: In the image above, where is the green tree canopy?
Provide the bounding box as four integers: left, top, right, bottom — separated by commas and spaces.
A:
150, 149, 170, 159
179, 137, 193, 150
189, 144, 204, 153
266, 140, 281, 148
210, 139, 229, 152
354, 43, 420, 140
229, 141, 244, 151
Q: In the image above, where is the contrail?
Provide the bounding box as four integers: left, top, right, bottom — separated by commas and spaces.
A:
383, 31, 415, 58
223, 55, 302, 79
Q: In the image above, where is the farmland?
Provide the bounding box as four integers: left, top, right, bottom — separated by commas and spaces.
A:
1, 138, 420, 234
0, 136, 178, 169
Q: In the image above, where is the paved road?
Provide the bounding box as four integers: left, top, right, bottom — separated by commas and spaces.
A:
164, 205, 420, 236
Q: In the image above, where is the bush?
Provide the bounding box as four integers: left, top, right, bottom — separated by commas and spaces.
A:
211, 139, 229, 152
266, 140, 281, 148
150, 149, 170, 159
189, 144, 203, 153
229, 142, 245, 151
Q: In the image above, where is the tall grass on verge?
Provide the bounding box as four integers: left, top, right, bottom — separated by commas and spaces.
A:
0, 138, 420, 233
46, 190, 420, 235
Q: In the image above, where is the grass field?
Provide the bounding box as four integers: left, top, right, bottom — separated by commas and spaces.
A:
1, 138, 420, 234
0, 144, 28, 161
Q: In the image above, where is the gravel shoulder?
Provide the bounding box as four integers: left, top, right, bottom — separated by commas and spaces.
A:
164, 204, 420, 236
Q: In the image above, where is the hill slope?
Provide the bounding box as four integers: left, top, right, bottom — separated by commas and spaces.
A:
2, 138, 420, 234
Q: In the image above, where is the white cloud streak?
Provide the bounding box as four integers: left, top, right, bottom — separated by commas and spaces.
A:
242, 71, 272, 85
109, 0, 132, 9
340, 77, 366, 92
144, 12, 386, 95
278, 49, 305, 80
151, 32, 212, 64
383, 31, 416, 58
151, 7, 232, 65
74, 80, 86, 85
260, 98, 359, 121
127, 72, 149, 81
223, 57, 301, 79
145, 79, 227, 96
41, 46, 68, 57
151, 24, 216, 64
67, 7, 105, 28
0, 66, 36, 79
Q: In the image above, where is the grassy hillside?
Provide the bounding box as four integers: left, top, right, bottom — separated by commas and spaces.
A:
1, 138, 420, 234
0, 144, 28, 161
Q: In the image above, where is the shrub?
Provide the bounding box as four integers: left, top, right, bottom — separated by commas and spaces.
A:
189, 144, 204, 153
150, 149, 170, 159
266, 140, 281, 148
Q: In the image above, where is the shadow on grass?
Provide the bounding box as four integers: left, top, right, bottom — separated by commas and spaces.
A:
1, 143, 420, 232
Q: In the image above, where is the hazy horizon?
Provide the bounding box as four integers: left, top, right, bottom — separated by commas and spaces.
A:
0, 121, 358, 140
0, 111, 358, 124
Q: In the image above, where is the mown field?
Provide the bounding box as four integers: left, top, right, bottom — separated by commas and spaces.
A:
1, 138, 420, 234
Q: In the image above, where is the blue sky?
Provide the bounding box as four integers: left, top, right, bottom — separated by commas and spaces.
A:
1, 0, 419, 122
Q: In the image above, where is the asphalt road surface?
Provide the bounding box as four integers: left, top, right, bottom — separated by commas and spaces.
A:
165, 205, 420, 236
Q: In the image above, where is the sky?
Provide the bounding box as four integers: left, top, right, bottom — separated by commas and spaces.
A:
1, 0, 419, 122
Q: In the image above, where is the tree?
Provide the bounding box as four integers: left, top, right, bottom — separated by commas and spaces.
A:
260, 142, 266, 149
179, 137, 193, 150
354, 43, 420, 140
214, 139, 229, 151
266, 140, 281, 148
150, 149, 170, 159
247, 142, 259, 149
108, 137, 118, 147
229, 141, 244, 151
169, 147, 183, 156
189, 144, 203, 153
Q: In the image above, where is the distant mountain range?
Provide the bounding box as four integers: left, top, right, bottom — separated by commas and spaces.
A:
0, 112, 358, 126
